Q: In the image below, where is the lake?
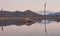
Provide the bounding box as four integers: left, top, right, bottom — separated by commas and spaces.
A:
0, 20, 60, 36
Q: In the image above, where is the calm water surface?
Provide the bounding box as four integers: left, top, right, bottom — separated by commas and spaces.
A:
0, 21, 60, 36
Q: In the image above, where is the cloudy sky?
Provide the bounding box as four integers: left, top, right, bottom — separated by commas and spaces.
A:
0, 0, 60, 11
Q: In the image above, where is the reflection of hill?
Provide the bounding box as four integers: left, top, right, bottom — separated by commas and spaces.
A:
0, 19, 39, 26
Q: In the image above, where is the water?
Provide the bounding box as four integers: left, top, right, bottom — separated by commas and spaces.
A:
0, 20, 60, 36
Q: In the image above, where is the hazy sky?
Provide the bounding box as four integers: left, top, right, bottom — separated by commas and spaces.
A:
0, 0, 60, 11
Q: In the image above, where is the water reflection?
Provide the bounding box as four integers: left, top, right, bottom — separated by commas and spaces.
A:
0, 19, 60, 31
0, 18, 60, 26
0, 19, 60, 36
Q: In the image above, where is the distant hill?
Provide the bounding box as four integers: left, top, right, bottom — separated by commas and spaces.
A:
0, 11, 24, 17
0, 10, 41, 17
24, 10, 41, 17
48, 12, 60, 16
0, 10, 60, 17
36, 11, 55, 15
36, 11, 60, 16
